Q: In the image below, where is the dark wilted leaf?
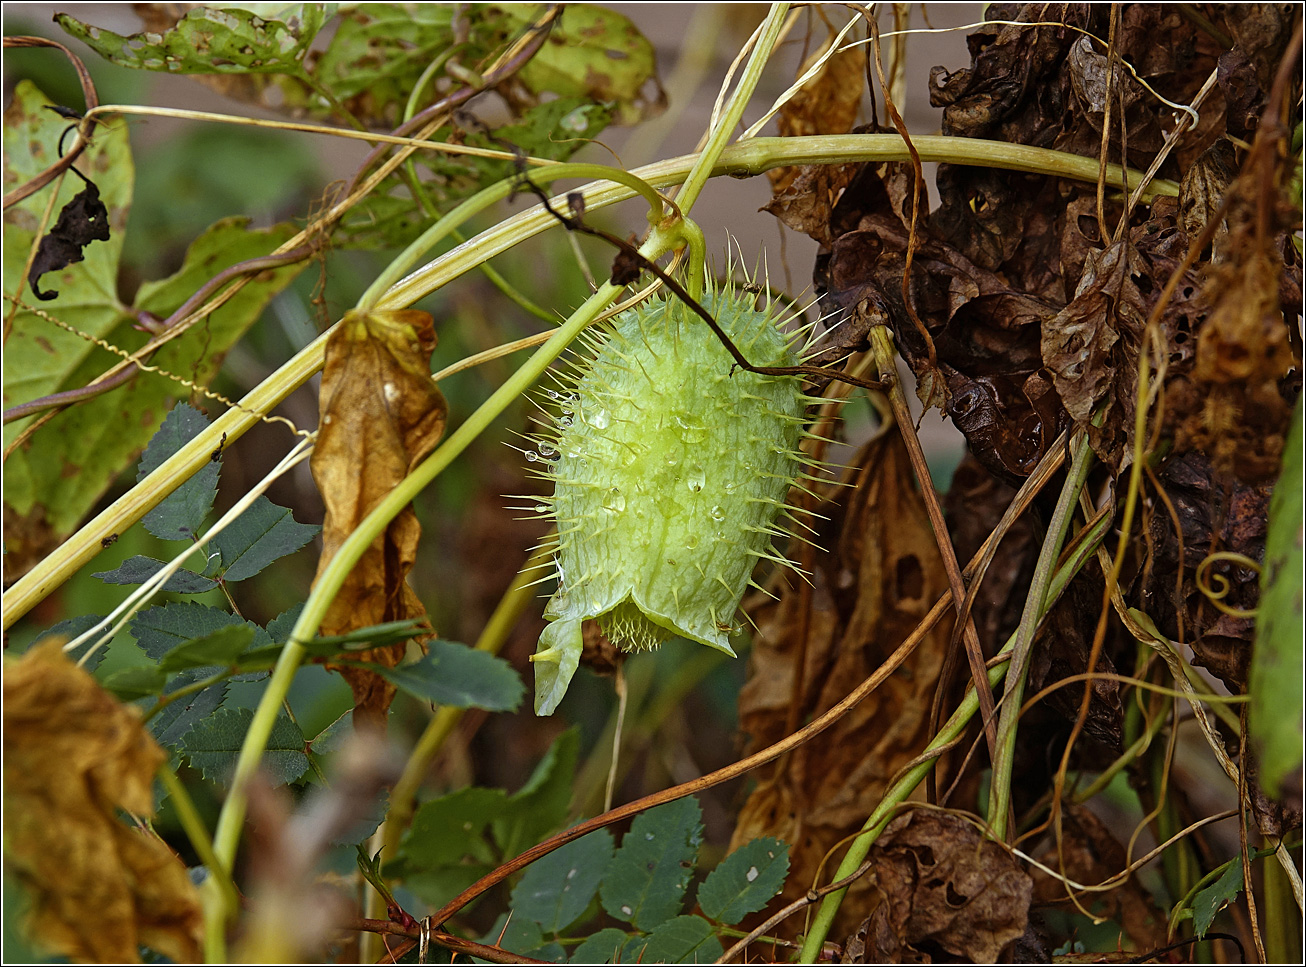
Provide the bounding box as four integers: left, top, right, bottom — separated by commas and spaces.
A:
310, 308, 446, 729
866, 810, 1031, 963
2, 642, 202, 962
29, 180, 111, 301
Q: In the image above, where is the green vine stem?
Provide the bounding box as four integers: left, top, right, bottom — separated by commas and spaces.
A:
2, 136, 1176, 630
986, 433, 1099, 838
798, 438, 1106, 962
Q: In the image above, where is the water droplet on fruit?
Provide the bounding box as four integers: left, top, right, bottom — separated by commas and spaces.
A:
525, 451, 539, 462
604, 487, 626, 512
686, 464, 705, 492
534, 504, 549, 513
539, 443, 558, 458
591, 409, 610, 429
710, 505, 726, 521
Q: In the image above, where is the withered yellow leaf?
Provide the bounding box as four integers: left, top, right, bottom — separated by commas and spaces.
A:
310, 308, 447, 730
2, 641, 202, 963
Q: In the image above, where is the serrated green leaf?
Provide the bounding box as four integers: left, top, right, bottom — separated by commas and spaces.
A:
182, 706, 307, 786
101, 664, 169, 700
621, 915, 722, 964
56, 6, 327, 76
150, 670, 229, 749
300, 618, 432, 653
210, 494, 319, 582
130, 602, 270, 662
398, 787, 508, 874
511, 827, 614, 934
265, 604, 304, 644
479, 915, 543, 960
493, 727, 580, 859
158, 625, 255, 673
1251, 395, 1304, 796
31, 614, 107, 671
136, 403, 221, 541
601, 797, 703, 931
93, 554, 217, 594
696, 837, 789, 926
570, 927, 629, 964
362, 640, 522, 711
1192, 859, 1244, 938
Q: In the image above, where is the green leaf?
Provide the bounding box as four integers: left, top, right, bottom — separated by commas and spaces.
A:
93, 555, 217, 594
696, 837, 789, 926
362, 640, 523, 711
181, 706, 308, 786
493, 727, 580, 859
55, 6, 327, 76
397, 787, 508, 874
313, 4, 456, 104
130, 602, 270, 662
479, 915, 543, 960
1192, 859, 1244, 938
600, 796, 703, 931
150, 670, 230, 749
32, 614, 107, 672
136, 403, 221, 541
158, 625, 256, 672
621, 915, 722, 965
510, 827, 614, 933
100, 664, 168, 701
494, 4, 664, 124
1251, 395, 1304, 796
265, 604, 304, 644
210, 495, 319, 582
570, 927, 629, 965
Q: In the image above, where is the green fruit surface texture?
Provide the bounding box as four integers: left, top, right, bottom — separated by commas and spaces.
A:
530, 284, 811, 715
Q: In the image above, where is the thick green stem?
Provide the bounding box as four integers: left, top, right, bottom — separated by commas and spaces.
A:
798, 460, 1109, 962
987, 434, 1097, 838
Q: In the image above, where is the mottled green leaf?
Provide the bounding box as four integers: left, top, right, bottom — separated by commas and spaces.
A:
1192, 859, 1244, 939
55, 6, 327, 76
136, 403, 221, 541
621, 915, 722, 964
362, 640, 522, 712
696, 837, 789, 926
181, 706, 307, 786
601, 796, 702, 931
313, 3, 456, 104
210, 495, 319, 582
511, 827, 614, 933
93, 555, 217, 594
1251, 396, 1304, 796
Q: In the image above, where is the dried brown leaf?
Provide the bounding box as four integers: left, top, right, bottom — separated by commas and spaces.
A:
2, 641, 202, 964
863, 810, 1032, 963
732, 429, 950, 939
310, 308, 447, 730
767, 42, 865, 198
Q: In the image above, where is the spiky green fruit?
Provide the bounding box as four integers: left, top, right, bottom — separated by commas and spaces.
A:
529, 284, 811, 715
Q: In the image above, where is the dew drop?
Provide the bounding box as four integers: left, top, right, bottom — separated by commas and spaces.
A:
604, 487, 626, 512
525, 451, 539, 462
545, 389, 561, 400
665, 452, 679, 467
538, 443, 558, 458
684, 534, 699, 549
710, 505, 726, 522
534, 504, 549, 513
591, 409, 610, 429
686, 464, 706, 493
557, 416, 574, 429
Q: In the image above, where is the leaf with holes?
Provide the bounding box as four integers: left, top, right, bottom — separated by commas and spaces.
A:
600, 796, 703, 931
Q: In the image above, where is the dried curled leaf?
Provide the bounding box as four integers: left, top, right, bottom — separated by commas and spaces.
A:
310, 308, 447, 730
2, 641, 202, 963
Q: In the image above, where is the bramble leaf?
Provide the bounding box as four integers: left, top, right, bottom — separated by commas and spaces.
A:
361, 640, 522, 712
130, 602, 270, 662
569, 927, 629, 964
149, 669, 229, 750
621, 915, 722, 965
32, 614, 107, 672
136, 404, 220, 542
93, 555, 217, 594
1192, 859, 1244, 938
157, 625, 256, 673
493, 728, 580, 860
601, 796, 703, 931
210, 495, 319, 582
510, 827, 614, 934
181, 706, 307, 786
696, 836, 789, 925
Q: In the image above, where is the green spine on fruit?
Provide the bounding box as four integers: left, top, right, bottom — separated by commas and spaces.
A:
528, 281, 813, 715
